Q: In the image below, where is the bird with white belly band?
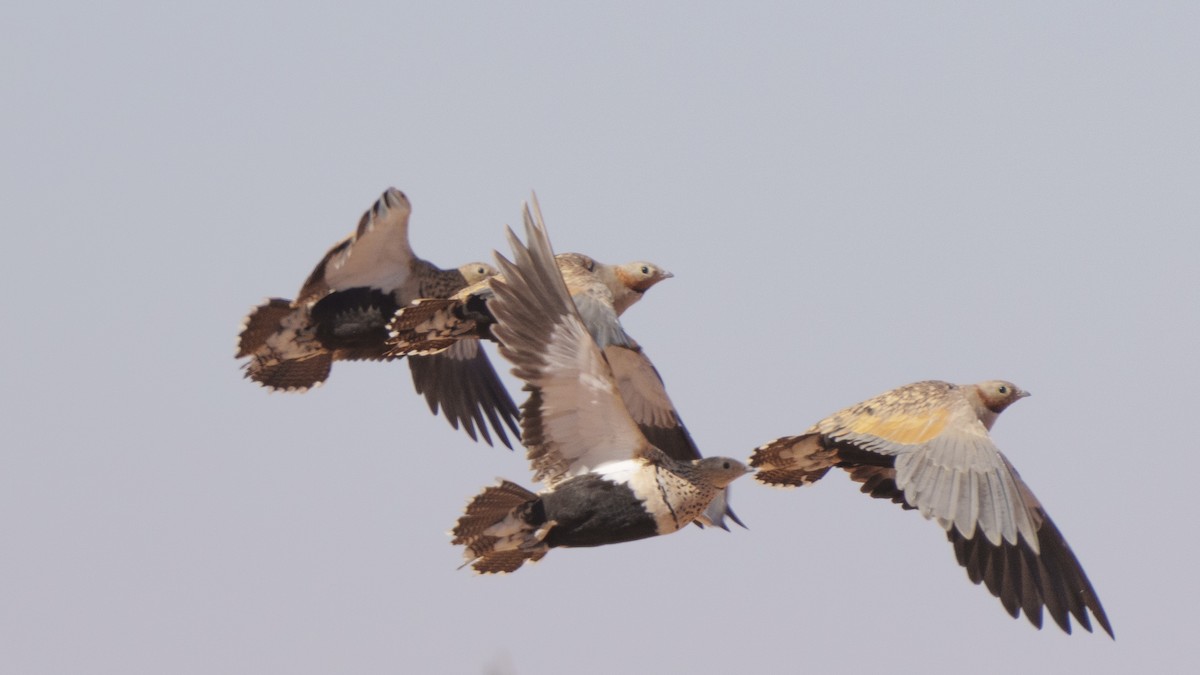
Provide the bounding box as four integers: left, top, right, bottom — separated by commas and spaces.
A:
451, 196, 751, 573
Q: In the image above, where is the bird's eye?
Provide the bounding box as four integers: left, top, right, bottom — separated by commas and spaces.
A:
722, 461, 731, 469
641, 265, 650, 275
998, 385, 1009, 394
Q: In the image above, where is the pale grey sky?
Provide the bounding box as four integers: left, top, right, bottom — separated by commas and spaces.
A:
3, 2, 1197, 674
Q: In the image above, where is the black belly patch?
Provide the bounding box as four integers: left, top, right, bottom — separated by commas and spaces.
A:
311, 287, 399, 351
540, 474, 659, 548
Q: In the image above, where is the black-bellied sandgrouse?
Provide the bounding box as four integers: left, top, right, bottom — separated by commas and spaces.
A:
451, 198, 751, 573
236, 188, 520, 447
389, 207, 742, 529
750, 380, 1112, 638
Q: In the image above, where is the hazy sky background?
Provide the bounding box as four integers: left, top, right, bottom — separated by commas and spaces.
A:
4, 3, 1197, 674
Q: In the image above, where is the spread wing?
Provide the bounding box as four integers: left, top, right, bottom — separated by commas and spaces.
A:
603, 339, 744, 529
947, 455, 1113, 637
566, 286, 701, 462
487, 197, 656, 486
818, 382, 1040, 549
406, 340, 520, 449
603, 341, 696, 460
835, 454, 1112, 637
297, 188, 416, 301
751, 380, 1111, 637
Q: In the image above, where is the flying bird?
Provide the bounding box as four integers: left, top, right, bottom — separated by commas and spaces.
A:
451, 197, 752, 573
388, 211, 742, 529
386, 254, 670, 355
750, 380, 1112, 638
236, 188, 520, 448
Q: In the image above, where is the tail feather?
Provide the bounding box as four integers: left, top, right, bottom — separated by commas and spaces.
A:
452, 480, 548, 574
387, 298, 474, 356
749, 433, 837, 487
238, 300, 333, 391
244, 352, 333, 391
236, 298, 294, 357
471, 549, 547, 574
452, 480, 538, 544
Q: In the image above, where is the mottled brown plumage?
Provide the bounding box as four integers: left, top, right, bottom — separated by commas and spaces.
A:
385, 253, 670, 356
236, 188, 520, 447
750, 379, 1112, 638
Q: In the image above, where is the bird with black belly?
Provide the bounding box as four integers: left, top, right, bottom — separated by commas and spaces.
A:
750, 379, 1113, 638
451, 197, 752, 573
236, 188, 520, 448
390, 203, 742, 530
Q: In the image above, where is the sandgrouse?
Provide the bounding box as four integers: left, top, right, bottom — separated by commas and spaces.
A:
451, 198, 751, 573
390, 203, 742, 529
750, 379, 1112, 638
236, 188, 520, 447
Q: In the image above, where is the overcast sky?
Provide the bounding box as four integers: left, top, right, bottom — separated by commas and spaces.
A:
3, 3, 1197, 674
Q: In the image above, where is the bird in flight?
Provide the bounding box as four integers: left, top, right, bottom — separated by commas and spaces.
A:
236, 188, 520, 448
451, 197, 752, 573
388, 204, 741, 529
750, 379, 1112, 637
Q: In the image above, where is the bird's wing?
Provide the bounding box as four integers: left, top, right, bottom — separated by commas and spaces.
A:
837, 452, 1112, 637
406, 340, 521, 449
560, 258, 700, 465
819, 382, 1040, 550
488, 197, 656, 486
297, 188, 416, 300
603, 339, 743, 529
947, 455, 1113, 637
603, 340, 698, 460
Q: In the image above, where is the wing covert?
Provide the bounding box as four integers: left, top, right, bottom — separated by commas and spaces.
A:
488, 197, 654, 486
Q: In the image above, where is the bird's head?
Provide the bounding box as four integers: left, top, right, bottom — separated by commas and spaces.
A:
969, 380, 1030, 429
614, 261, 673, 293
694, 456, 754, 489
458, 262, 499, 284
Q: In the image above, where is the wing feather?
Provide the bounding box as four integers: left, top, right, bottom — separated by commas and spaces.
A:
843, 455, 1112, 636
837, 394, 1039, 549
300, 188, 417, 298
407, 340, 520, 449
488, 197, 654, 486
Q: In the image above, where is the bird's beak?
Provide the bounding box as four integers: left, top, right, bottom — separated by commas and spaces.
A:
660, 270, 674, 280
1017, 389, 1031, 399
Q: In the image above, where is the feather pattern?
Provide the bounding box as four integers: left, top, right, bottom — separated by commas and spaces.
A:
236, 188, 518, 447
488, 201, 656, 486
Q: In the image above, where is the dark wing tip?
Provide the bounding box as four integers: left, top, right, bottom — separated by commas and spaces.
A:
948, 512, 1113, 638
406, 349, 520, 449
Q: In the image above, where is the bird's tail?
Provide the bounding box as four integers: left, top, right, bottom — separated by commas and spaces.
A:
243, 351, 333, 392
451, 480, 548, 574
237, 300, 332, 392
386, 298, 478, 356
237, 298, 294, 357
749, 433, 837, 487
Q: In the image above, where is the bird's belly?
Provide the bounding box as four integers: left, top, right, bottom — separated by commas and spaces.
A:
540, 474, 661, 548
